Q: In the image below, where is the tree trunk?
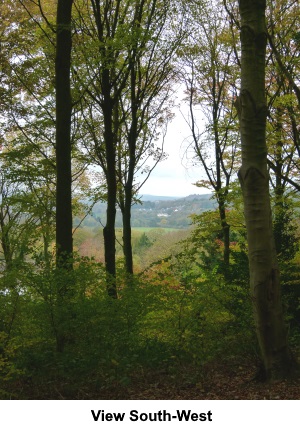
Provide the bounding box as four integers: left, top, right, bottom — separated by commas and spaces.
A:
121, 101, 137, 276
237, 0, 293, 379
119, 62, 138, 277
213, 84, 231, 271
122, 184, 134, 275
55, 0, 74, 352
0, 218, 13, 271
102, 71, 118, 299
217, 195, 230, 269
55, 0, 73, 268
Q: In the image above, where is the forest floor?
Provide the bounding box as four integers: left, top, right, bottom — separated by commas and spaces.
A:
3, 355, 300, 400
126, 362, 300, 400
103, 358, 300, 400
53, 357, 300, 400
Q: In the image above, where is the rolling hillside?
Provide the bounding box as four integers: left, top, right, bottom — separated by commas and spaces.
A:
76, 194, 216, 229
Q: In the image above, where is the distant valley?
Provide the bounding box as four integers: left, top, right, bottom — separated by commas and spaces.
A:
76, 194, 216, 229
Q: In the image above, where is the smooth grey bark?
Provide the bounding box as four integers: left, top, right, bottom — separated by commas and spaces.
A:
236, 0, 293, 379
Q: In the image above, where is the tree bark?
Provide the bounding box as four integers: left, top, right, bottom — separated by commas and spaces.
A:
55, 0, 73, 268
122, 185, 134, 275
237, 0, 293, 379
218, 197, 230, 269
0, 229, 13, 271
55, 0, 74, 352
102, 71, 118, 299
121, 70, 137, 276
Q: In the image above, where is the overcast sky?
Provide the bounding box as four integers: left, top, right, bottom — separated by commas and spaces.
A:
139, 108, 208, 197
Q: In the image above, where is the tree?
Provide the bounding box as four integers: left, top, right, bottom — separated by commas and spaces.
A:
55, 0, 74, 268
181, 0, 239, 270
116, 0, 179, 275
0, 169, 36, 272
1, 1, 91, 271
0, 0, 58, 267
267, 0, 300, 108
0, 165, 39, 345
81, 0, 135, 297
236, 0, 294, 379
72, 0, 139, 296
74, 0, 180, 285
266, 0, 300, 193
0, 142, 56, 268
54, 0, 74, 352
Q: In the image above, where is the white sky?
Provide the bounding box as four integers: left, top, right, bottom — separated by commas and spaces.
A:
139, 109, 208, 197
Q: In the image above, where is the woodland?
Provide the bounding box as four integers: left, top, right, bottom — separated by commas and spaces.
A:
0, 0, 300, 399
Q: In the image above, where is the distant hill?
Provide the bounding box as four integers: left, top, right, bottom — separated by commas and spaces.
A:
178, 193, 212, 201
76, 193, 216, 230
138, 194, 179, 202
138, 193, 212, 202
130, 193, 216, 228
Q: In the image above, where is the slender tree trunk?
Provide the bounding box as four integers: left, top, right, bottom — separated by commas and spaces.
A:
118, 183, 133, 276
122, 107, 137, 276
103, 182, 117, 298
102, 72, 118, 299
120, 62, 138, 277
237, 0, 293, 379
273, 107, 285, 200
273, 108, 285, 254
218, 199, 230, 269
0, 219, 13, 271
55, 0, 73, 268
122, 185, 134, 275
213, 103, 230, 270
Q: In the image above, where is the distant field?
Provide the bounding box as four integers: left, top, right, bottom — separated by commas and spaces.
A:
131, 227, 187, 233
75, 226, 188, 235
